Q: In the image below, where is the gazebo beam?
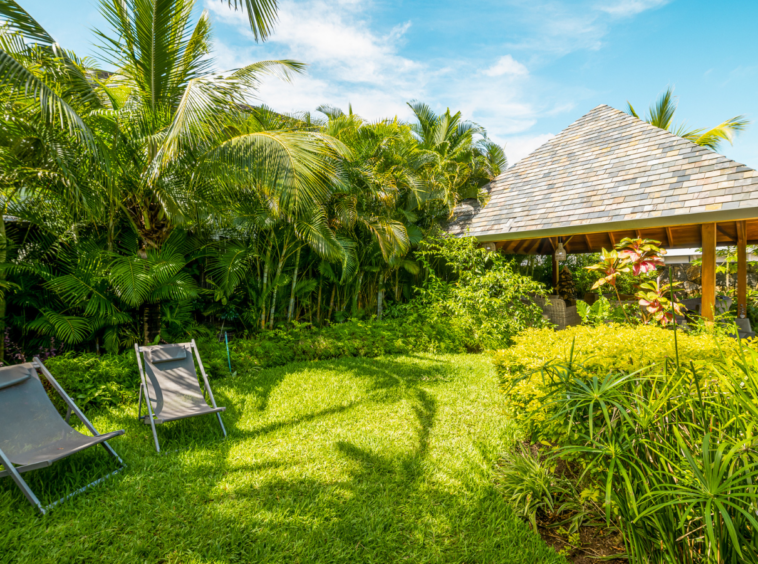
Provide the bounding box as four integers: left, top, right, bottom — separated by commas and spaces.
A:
716, 224, 735, 242
526, 238, 542, 254
701, 223, 717, 321
738, 221, 747, 318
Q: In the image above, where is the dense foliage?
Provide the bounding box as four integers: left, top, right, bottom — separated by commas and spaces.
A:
494, 324, 740, 438
495, 324, 758, 562
411, 233, 548, 349
41, 232, 548, 411
0, 0, 507, 362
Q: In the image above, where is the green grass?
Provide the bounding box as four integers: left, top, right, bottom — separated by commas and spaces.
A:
1, 353, 565, 564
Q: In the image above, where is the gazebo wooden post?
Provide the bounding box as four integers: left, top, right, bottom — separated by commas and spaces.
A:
701, 223, 717, 321
552, 252, 559, 291
737, 221, 748, 318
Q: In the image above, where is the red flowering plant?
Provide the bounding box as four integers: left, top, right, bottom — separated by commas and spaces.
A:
586, 238, 684, 326
616, 237, 667, 275
637, 279, 686, 326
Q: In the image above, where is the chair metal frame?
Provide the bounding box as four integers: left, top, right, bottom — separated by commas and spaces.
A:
0, 357, 125, 515
134, 340, 226, 453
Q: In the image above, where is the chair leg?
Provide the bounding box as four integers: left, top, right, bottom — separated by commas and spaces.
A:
44, 464, 125, 513
147, 414, 161, 453
0, 449, 45, 515
216, 412, 227, 438
137, 383, 143, 420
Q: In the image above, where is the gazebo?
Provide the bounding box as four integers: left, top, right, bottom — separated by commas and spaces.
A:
447, 105, 758, 321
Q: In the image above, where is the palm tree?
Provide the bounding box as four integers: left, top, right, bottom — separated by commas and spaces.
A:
406, 101, 506, 213
0, 0, 346, 345
627, 87, 749, 151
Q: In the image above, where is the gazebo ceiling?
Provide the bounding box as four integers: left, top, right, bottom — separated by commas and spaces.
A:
494, 219, 758, 256
447, 105, 758, 248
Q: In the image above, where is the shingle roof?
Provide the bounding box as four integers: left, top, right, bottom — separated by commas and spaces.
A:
448, 104, 758, 240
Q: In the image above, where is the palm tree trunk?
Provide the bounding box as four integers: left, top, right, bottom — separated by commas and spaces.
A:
316, 283, 322, 325
261, 251, 270, 329
353, 272, 363, 314
327, 285, 335, 322
0, 216, 6, 364
377, 273, 384, 320
287, 246, 301, 322
269, 253, 286, 330
142, 305, 149, 345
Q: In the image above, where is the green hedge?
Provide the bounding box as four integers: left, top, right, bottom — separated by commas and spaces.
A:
41, 315, 473, 410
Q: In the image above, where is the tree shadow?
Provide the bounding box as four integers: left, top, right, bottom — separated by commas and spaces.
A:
0, 353, 563, 563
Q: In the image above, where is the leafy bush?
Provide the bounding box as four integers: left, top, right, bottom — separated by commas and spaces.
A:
493, 324, 741, 437
496, 324, 758, 562
44, 351, 140, 410
412, 232, 549, 349
223, 315, 472, 371
38, 315, 478, 410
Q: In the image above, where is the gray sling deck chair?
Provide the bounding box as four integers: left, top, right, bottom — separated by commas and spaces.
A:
135, 340, 226, 452
0, 358, 125, 515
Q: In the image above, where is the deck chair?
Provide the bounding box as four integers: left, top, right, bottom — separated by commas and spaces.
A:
0, 358, 125, 515
134, 340, 226, 452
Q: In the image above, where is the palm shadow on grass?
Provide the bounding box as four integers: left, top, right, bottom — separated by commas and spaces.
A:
0, 354, 564, 564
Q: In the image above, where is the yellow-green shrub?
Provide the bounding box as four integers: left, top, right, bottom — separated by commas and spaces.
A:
492, 324, 744, 436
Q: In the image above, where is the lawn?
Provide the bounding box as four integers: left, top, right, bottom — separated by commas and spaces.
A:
1, 353, 564, 564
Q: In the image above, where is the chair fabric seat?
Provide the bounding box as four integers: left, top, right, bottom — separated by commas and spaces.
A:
149, 405, 225, 424
0, 361, 125, 514
136, 342, 227, 452
10, 429, 125, 468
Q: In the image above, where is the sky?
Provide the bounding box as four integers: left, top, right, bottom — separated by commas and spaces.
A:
19, 0, 758, 168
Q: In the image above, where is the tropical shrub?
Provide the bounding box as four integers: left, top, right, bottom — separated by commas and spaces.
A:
496, 324, 758, 562
43, 314, 480, 410
493, 324, 741, 438
0, 0, 505, 362
44, 351, 139, 410
413, 232, 549, 350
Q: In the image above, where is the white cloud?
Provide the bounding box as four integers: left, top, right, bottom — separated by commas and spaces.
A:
202, 0, 652, 156
597, 0, 671, 17
207, 0, 419, 87
483, 55, 528, 77
499, 133, 556, 166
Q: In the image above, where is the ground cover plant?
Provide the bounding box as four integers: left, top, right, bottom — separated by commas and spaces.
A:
493, 324, 742, 439
39, 285, 541, 412
495, 325, 758, 563
0, 353, 566, 564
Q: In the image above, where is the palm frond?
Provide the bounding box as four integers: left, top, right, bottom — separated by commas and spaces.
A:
0, 50, 97, 150
200, 130, 348, 213
648, 87, 677, 130
222, 0, 279, 42
693, 116, 750, 150
108, 254, 151, 307
27, 309, 91, 344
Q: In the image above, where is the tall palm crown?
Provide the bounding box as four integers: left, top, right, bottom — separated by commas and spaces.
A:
407, 101, 506, 211
627, 87, 749, 151
0, 0, 345, 250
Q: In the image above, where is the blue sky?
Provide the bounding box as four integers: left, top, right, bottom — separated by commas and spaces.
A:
20, 0, 758, 167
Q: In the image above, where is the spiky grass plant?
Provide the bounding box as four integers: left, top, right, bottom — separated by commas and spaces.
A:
535, 338, 758, 563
